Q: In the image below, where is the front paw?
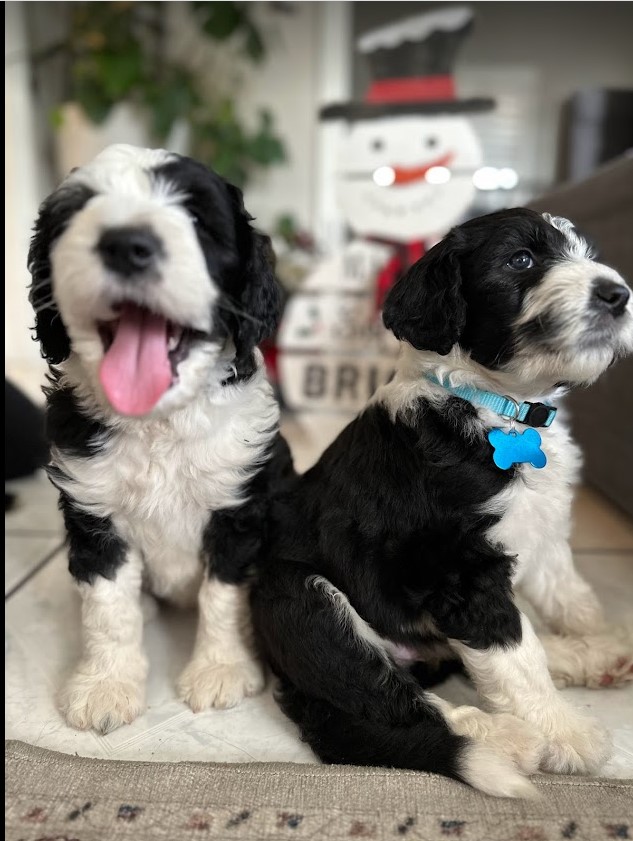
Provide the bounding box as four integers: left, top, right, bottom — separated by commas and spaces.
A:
178, 657, 265, 712
540, 709, 612, 774
60, 670, 145, 734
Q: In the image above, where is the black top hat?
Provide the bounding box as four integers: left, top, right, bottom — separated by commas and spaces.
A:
320, 6, 494, 121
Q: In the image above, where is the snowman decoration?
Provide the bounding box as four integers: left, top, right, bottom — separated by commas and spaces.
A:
278, 6, 493, 413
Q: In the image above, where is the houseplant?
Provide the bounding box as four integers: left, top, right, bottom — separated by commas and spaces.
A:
34, 1, 287, 187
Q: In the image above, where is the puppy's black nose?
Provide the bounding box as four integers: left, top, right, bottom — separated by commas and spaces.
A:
97, 227, 162, 276
593, 278, 630, 316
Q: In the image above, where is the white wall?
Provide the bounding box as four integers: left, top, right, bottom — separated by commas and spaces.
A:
5, 2, 48, 399
241, 2, 353, 251
239, 3, 317, 237
312, 2, 353, 252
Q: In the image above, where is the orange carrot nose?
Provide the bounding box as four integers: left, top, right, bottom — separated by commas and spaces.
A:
391, 152, 454, 185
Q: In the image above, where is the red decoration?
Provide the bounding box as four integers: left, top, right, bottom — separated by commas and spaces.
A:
373, 240, 426, 315
365, 75, 456, 105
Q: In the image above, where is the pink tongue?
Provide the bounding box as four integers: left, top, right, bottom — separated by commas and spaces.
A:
99, 303, 172, 416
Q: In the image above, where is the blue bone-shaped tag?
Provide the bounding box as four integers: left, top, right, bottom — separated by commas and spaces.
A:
488, 428, 547, 470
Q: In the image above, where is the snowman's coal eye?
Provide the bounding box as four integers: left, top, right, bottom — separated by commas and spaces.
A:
425, 137, 438, 148
371, 139, 384, 152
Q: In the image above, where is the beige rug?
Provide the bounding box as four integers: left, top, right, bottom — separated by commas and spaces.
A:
5, 740, 632, 841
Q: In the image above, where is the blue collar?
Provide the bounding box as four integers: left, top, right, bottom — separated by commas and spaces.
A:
425, 374, 557, 428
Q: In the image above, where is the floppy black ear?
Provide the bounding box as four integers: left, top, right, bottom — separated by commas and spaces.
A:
27, 184, 93, 365
234, 230, 282, 363
223, 181, 282, 364
382, 233, 467, 355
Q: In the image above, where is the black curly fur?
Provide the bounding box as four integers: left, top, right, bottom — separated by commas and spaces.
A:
28, 184, 95, 364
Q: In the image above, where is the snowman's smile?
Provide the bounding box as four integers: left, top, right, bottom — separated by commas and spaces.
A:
365, 185, 447, 218
341, 151, 456, 187
391, 152, 455, 185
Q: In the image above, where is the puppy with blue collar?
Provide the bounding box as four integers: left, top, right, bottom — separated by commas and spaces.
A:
252, 208, 633, 797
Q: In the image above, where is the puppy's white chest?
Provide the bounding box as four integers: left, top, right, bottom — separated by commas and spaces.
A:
107, 433, 242, 545
53, 393, 276, 556
484, 422, 581, 579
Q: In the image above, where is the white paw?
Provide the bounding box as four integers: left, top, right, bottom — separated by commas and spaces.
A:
178, 657, 265, 712
548, 630, 633, 689
460, 742, 539, 799
60, 670, 145, 734
540, 708, 612, 774
583, 627, 633, 689
449, 706, 547, 774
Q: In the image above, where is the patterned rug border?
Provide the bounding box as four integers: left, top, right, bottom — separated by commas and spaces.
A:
6, 740, 633, 841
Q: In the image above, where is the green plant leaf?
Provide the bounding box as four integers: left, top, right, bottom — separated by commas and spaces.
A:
216, 98, 236, 124
260, 109, 273, 131
49, 105, 65, 129
75, 81, 114, 124
144, 68, 200, 141
247, 112, 287, 164
94, 48, 144, 99
276, 213, 298, 241
244, 23, 265, 62
199, 1, 243, 40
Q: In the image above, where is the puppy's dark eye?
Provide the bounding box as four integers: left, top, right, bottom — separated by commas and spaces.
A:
425, 136, 438, 148
507, 250, 534, 270
371, 139, 384, 152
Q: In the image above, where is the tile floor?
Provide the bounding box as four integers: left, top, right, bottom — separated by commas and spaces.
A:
5, 411, 633, 776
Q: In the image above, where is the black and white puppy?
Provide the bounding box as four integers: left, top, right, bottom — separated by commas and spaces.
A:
252, 209, 633, 798
28, 144, 292, 733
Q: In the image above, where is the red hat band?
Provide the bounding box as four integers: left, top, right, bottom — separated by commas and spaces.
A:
365, 75, 456, 105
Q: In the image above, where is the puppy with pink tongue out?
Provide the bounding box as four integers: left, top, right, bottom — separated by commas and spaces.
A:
28, 144, 286, 733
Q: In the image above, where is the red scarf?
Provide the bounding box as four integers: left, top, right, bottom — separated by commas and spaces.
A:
371, 239, 426, 315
